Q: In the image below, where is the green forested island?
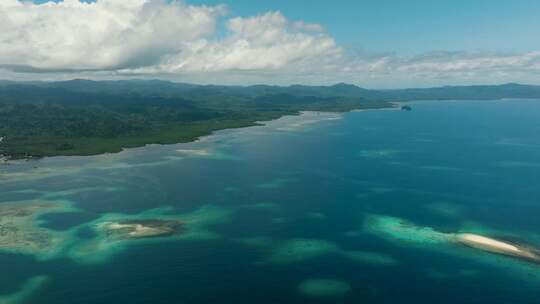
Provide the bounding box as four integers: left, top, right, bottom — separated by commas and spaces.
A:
1, 80, 539, 159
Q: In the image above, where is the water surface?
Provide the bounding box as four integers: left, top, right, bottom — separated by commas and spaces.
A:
1, 100, 540, 304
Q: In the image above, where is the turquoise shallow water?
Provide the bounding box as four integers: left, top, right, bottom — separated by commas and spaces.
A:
1, 100, 540, 303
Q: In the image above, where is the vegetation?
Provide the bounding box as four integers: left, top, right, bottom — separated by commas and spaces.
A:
0, 81, 391, 159
1, 80, 539, 159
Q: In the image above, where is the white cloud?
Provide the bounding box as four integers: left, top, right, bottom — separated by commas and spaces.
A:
394, 51, 540, 73
0, 0, 224, 71
1, 0, 539, 87
124, 11, 342, 73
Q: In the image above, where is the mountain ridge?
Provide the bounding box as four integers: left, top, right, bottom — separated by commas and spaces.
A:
1, 80, 538, 159
2, 79, 539, 101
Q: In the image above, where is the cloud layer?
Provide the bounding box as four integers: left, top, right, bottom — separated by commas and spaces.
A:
128, 11, 342, 74
1, 0, 539, 87
1, 0, 223, 71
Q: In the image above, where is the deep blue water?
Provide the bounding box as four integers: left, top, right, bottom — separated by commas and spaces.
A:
1, 100, 540, 303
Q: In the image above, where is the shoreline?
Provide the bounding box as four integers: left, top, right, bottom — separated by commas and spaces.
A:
1, 104, 395, 163
7, 97, 532, 163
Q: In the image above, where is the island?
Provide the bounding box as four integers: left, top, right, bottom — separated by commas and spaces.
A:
101, 219, 183, 239
366, 214, 540, 265
456, 233, 540, 263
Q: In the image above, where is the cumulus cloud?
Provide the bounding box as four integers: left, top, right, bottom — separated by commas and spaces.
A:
0, 1, 342, 79
123, 11, 342, 74
0, 0, 224, 71
1, 0, 539, 87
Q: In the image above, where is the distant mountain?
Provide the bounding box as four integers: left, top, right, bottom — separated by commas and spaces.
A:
381, 83, 540, 101
0, 79, 392, 159
2, 80, 538, 103
1, 79, 538, 159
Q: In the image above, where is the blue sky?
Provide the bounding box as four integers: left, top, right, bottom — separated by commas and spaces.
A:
6, 0, 540, 87
33, 0, 540, 54
192, 0, 540, 54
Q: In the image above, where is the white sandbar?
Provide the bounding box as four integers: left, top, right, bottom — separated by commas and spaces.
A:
456, 233, 540, 262
458, 234, 521, 253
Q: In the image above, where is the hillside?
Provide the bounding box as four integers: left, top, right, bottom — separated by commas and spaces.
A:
1, 80, 538, 159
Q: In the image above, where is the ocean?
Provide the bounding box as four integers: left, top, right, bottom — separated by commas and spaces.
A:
1, 99, 539, 303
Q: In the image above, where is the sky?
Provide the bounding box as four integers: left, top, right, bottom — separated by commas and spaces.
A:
2, 0, 540, 88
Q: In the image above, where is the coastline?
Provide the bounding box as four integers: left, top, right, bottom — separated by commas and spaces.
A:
1, 103, 395, 163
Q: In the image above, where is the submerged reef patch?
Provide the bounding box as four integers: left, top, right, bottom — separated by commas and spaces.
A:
273, 112, 343, 132
269, 239, 340, 263
298, 279, 351, 297
69, 205, 232, 264
365, 214, 540, 283
0, 145, 238, 185
173, 148, 238, 160
237, 237, 398, 267
0, 200, 79, 260
0, 275, 48, 304
176, 148, 214, 158
365, 213, 540, 263
364, 214, 452, 245
0, 197, 231, 265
